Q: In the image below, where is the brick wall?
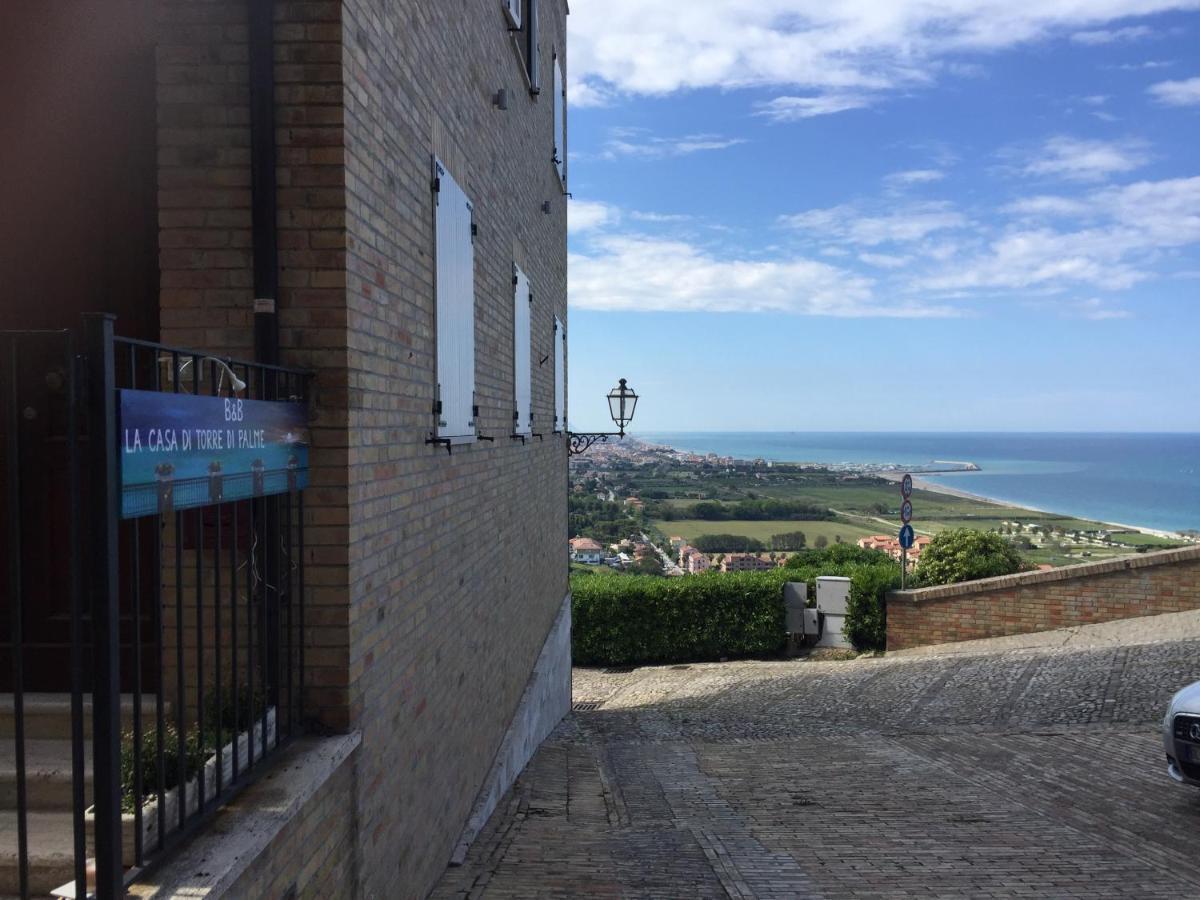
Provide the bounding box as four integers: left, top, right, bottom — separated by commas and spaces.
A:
339, 0, 569, 894
156, 0, 353, 730
887, 545, 1200, 651
154, 0, 571, 896
224, 742, 360, 898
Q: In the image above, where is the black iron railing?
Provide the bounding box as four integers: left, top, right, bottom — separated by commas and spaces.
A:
1, 317, 311, 900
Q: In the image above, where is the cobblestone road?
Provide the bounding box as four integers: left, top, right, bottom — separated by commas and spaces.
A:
432, 611, 1200, 898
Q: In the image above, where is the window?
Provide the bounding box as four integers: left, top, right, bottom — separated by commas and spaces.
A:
553, 316, 565, 432
552, 50, 565, 186
525, 0, 540, 94
513, 265, 532, 435
502, 0, 521, 28
433, 157, 476, 442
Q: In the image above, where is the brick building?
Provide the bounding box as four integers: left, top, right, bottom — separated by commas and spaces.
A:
2, 1, 571, 897
720, 554, 775, 572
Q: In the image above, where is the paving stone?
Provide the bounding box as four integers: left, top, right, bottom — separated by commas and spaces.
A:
431, 611, 1200, 898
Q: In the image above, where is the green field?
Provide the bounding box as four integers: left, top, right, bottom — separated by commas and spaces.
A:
1107, 531, 1184, 548
657, 518, 881, 545
577, 457, 1190, 571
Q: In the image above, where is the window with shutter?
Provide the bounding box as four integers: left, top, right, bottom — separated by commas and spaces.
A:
513, 265, 532, 435
553, 51, 566, 186
433, 157, 476, 442
553, 316, 565, 432
526, 0, 540, 94
503, 0, 521, 29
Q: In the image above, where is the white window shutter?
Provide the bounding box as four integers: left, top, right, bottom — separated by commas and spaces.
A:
553, 53, 566, 186
503, 0, 521, 28
434, 158, 476, 441
554, 316, 565, 431
513, 265, 532, 435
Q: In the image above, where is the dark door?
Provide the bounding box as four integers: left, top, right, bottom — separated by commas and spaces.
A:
0, 2, 160, 690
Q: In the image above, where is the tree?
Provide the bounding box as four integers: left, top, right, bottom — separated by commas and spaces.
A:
769, 530, 806, 551
814, 535, 828, 549
914, 528, 1023, 586
691, 534, 766, 553
630, 556, 663, 576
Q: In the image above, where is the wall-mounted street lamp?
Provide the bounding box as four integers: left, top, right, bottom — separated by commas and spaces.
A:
568, 378, 638, 455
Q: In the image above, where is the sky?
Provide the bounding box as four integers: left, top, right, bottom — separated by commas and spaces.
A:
563, 2, 1200, 433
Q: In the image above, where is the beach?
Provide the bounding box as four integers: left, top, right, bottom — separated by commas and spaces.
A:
882, 472, 1187, 541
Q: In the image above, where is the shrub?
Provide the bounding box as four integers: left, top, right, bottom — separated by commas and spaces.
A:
842, 563, 901, 652
120, 722, 207, 813
120, 684, 267, 813
572, 544, 903, 665
691, 533, 766, 553
914, 528, 1023, 586
784, 543, 892, 569
572, 570, 789, 666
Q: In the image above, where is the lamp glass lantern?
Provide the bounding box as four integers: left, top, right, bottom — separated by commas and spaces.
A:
606, 378, 638, 436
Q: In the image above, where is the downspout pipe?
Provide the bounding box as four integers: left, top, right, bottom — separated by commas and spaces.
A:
248, 0, 282, 719
249, 0, 279, 367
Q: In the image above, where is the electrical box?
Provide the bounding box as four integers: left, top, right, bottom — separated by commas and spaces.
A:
816, 576, 852, 649
802, 608, 820, 636
783, 582, 808, 633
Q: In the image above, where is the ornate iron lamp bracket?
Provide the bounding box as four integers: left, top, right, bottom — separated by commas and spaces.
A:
567, 431, 622, 456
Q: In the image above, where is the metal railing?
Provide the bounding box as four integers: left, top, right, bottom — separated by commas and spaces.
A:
1, 316, 311, 899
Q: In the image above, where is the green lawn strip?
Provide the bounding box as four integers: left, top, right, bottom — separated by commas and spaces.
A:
655, 518, 881, 544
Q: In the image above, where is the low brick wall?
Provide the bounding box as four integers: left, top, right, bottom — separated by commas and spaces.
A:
887, 545, 1200, 651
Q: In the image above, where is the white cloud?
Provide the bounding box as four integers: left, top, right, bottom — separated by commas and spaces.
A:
568, 2, 1200, 109
600, 129, 746, 160
629, 211, 693, 223
780, 201, 967, 246
568, 175, 1200, 319
859, 252, 911, 269
1148, 76, 1200, 106
920, 176, 1200, 293
568, 199, 620, 234
1071, 298, 1133, 319
1019, 136, 1151, 182
756, 94, 874, 121
1070, 25, 1154, 44
883, 169, 946, 188
1003, 195, 1093, 218
569, 235, 955, 317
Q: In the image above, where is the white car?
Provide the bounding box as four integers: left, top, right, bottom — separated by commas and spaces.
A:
1164, 681, 1200, 787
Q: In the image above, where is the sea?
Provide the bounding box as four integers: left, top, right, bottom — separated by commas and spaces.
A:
633, 432, 1200, 534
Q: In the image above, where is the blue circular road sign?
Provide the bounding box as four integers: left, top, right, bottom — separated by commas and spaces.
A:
901, 474, 913, 498
899, 524, 915, 550
900, 499, 913, 523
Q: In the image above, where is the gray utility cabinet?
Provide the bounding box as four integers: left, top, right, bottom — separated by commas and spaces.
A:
816, 576, 852, 649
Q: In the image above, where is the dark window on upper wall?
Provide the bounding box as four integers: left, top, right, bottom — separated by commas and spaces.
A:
525, 0, 540, 94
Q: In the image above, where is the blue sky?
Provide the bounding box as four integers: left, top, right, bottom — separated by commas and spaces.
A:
563, 3, 1200, 432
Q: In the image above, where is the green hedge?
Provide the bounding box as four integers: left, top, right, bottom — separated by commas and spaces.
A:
571, 545, 902, 666
572, 570, 789, 666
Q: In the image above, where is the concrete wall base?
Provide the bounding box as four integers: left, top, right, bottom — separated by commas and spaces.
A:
449, 592, 572, 865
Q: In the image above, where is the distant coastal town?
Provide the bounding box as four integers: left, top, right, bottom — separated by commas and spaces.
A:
568, 436, 1195, 577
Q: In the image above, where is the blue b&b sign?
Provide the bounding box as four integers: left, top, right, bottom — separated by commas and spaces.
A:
119, 389, 310, 519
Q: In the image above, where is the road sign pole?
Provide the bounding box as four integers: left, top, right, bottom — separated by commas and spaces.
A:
902, 547, 907, 589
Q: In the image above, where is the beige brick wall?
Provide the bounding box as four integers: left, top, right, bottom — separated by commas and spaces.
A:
887, 546, 1200, 650
152, 0, 570, 896
339, 1, 569, 894
156, 0, 353, 730
225, 744, 360, 899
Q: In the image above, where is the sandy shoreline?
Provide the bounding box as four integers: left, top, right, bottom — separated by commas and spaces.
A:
882, 472, 1186, 541
632, 437, 1189, 541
